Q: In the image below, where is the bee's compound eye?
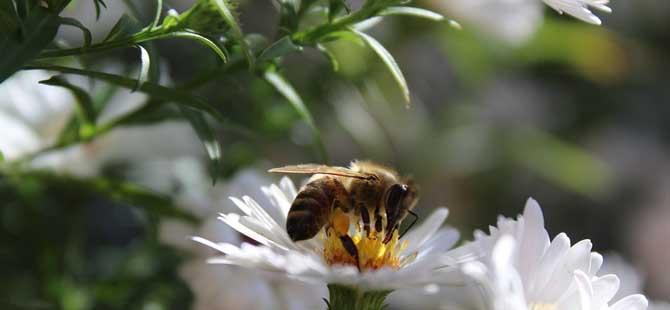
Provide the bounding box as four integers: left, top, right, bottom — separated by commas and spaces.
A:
386, 184, 408, 208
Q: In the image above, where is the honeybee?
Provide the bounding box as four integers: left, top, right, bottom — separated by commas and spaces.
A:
269, 161, 419, 250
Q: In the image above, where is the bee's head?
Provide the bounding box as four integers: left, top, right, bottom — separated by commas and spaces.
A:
383, 179, 419, 242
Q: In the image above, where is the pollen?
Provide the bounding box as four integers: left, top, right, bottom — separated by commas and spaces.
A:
322, 212, 407, 271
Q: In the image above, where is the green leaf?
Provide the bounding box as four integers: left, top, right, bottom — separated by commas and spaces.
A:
150, 0, 163, 28
352, 17, 383, 31
93, 0, 107, 20
144, 44, 161, 83
0, 1, 19, 34
103, 14, 142, 42
133, 44, 150, 91
210, 0, 255, 68
258, 36, 303, 62
0, 149, 4, 162
58, 17, 93, 47
0, 5, 59, 82
6, 170, 198, 222
149, 30, 228, 63
24, 64, 248, 136
378, 6, 444, 21
319, 30, 365, 45
349, 28, 410, 105
40, 29, 228, 63
179, 107, 223, 184
328, 0, 350, 21
508, 129, 613, 197
263, 70, 327, 162
316, 43, 339, 72
39, 76, 97, 135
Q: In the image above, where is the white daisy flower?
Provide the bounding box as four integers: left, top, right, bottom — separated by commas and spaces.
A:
457, 198, 649, 310
159, 168, 326, 310
193, 176, 460, 307
542, 0, 612, 25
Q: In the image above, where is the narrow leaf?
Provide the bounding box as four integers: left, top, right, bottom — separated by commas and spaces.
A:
58, 17, 93, 47
103, 14, 142, 42
328, 0, 350, 21
179, 107, 223, 184
7, 170, 198, 222
378, 7, 445, 21
133, 44, 150, 91
39, 75, 97, 132
151, 0, 163, 28
316, 43, 339, 72
152, 31, 227, 63
258, 36, 303, 62
352, 17, 383, 31
24, 64, 248, 136
41, 29, 228, 62
263, 71, 327, 162
93, 0, 107, 20
350, 28, 410, 106
0, 6, 59, 82
211, 0, 255, 67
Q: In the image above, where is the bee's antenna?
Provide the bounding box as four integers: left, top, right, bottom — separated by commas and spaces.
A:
399, 210, 419, 240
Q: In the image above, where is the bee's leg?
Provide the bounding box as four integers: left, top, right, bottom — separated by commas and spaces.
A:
339, 234, 360, 271
374, 204, 384, 235
360, 203, 371, 237
399, 210, 419, 240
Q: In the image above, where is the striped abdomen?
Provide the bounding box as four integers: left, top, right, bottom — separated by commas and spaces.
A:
286, 177, 349, 241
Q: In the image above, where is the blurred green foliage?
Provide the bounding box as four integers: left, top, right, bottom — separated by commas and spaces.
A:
1, 0, 669, 307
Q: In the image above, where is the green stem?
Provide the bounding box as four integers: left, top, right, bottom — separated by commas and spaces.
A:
36, 28, 167, 59
292, 6, 377, 45
327, 284, 392, 310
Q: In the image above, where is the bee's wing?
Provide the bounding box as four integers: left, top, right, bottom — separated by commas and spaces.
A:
269, 164, 374, 180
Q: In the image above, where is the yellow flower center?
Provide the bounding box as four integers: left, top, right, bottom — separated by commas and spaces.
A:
322, 209, 408, 271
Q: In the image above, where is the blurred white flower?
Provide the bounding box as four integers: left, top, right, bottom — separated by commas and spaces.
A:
0, 70, 74, 160
457, 198, 648, 310
430, 0, 611, 45
543, 0, 612, 25
193, 176, 461, 291
431, 0, 544, 45
600, 254, 670, 310
0, 68, 202, 176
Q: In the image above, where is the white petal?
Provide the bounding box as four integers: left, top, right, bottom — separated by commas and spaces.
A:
518, 198, 550, 285
589, 252, 603, 276
279, 176, 298, 200
543, 239, 593, 300
261, 184, 291, 224
592, 274, 620, 304
401, 208, 449, 255
218, 213, 290, 251
611, 294, 649, 310
492, 235, 516, 272
192, 236, 233, 254
528, 232, 571, 298
414, 228, 460, 260
574, 270, 594, 310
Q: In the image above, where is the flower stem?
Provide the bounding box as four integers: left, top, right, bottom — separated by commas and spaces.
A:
326, 284, 392, 310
